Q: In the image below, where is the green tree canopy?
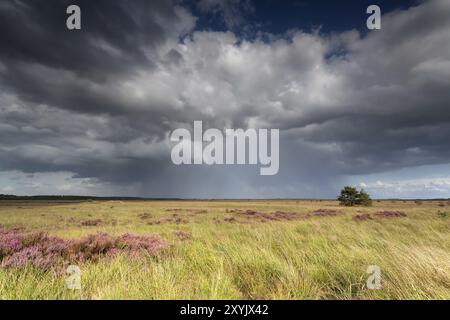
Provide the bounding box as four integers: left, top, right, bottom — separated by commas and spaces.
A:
338, 187, 372, 207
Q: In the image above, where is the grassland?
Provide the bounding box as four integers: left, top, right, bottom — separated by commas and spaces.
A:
0, 199, 449, 300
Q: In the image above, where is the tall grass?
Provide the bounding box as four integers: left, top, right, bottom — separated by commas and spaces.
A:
0, 200, 449, 299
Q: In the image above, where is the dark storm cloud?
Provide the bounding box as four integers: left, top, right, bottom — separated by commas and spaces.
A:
0, 0, 449, 198
0, 0, 182, 80
0, 0, 195, 117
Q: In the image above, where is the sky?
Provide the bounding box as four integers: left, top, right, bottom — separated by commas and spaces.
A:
0, 0, 450, 199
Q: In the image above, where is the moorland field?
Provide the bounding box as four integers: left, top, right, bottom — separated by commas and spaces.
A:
0, 199, 449, 299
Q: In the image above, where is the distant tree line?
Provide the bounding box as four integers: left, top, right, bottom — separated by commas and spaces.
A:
0, 194, 144, 201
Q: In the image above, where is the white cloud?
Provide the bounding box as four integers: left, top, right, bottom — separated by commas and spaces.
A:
358, 177, 450, 199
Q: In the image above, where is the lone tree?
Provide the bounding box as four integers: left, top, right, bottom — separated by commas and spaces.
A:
338, 186, 359, 206
357, 189, 373, 207
338, 186, 372, 207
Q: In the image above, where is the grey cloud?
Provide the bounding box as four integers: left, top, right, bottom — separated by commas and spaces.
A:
0, 0, 193, 80
0, 0, 195, 118
0, 0, 449, 198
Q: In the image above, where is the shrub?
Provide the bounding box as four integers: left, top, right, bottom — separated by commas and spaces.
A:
357, 189, 373, 207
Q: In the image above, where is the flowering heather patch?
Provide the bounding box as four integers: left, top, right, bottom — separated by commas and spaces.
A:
352, 211, 408, 222
2, 246, 56, 270
116, 233, 168, 255
173, 231, 192, 241
146, 217, 189, 225
70, 232, 116, 262
0, 231, 24, 258
165, 208, 182, 212
138, 213, 152, 220
374, 211, 407, 218
271, 211, 303, 221
186, 209, 207, 215
225, 209, 242, 213
224, 208, 346, 223
311, 209, 339, 217
173, 217, 189, 224
226, 209, 305, 223
0, 227, 168, 270
353, 213, 373, 221
147, 220, 162, 225
80, 219, 102, 226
